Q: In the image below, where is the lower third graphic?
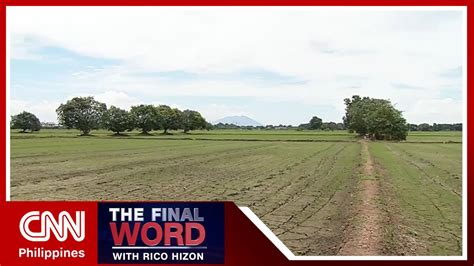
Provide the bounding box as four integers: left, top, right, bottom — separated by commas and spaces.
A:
97, 202, 224, 264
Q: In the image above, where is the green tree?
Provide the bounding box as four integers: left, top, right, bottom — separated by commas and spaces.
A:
157, 105, 181, 134
56, 97, 106, 136
417, 123, 432, 131
204, 122, 214, 131
343, 95, 367, 134
181, 110, 207, 133
322, 122, 337, 131
11, 111, 42, 132
103, 106, 134, 135
130, 104, 160, 134
298, 123, 310, 130
343, 95, 408, 140
408, 123, 418, 131
309, 116, 323, 130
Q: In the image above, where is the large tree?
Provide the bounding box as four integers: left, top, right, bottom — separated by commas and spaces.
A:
343, 95, 408, 140
417, 123, 432, 131
103, 106, 134, 135
322, 122, 337, 131
130, 104, 161, 134
157, 105, 181, 134
11, 111, 41, 132
309, 116, 323, 130
181, 110, 207, 133
56, 96, 107, 135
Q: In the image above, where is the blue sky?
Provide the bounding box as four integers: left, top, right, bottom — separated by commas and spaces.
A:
9, 7, 464, 125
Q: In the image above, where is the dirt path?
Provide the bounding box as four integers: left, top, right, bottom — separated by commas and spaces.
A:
338, 140, 384, 255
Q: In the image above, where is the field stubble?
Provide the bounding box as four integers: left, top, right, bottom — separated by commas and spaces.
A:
10, 129, 462, 256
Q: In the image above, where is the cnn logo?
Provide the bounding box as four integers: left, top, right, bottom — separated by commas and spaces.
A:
19, 211, 85, 242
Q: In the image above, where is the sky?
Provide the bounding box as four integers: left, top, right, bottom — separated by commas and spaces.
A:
8, 7, 464, 125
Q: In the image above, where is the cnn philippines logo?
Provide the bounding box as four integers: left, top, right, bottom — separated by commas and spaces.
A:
19, 211, 85, 242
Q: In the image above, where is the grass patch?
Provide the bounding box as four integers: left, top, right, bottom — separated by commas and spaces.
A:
369, 142, 462, 255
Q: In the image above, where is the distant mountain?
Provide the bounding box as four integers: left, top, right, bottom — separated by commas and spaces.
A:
213, 115, 263, 127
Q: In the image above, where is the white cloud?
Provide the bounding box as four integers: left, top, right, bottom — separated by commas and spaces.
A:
404, 98, 462, 124
8, 7, 462, 76
11, 99, 61, 122
10, 36, 43, 60
94, 91, 141, 110
7, 7, 465, 124
12, 91, 141, 122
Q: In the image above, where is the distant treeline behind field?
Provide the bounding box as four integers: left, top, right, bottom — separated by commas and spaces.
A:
211, 122, 462, 131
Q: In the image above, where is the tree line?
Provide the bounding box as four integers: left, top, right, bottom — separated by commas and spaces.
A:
408, 123, 462, 132
213, 122, 346, 131
11, 96, 210, 135
297, 117, 346, 131
10, 95, 462, 141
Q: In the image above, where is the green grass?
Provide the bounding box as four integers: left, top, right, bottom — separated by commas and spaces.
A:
370, 142, 462, 255
9, 128, 463, 256
10, 128, 358, 141
10, 136, 360, 201
405, 131, 462, 143
11, 134, 362, 256
10, 129, 462, 142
